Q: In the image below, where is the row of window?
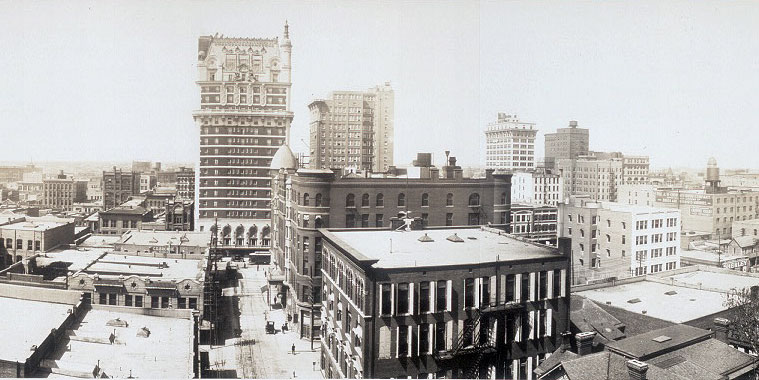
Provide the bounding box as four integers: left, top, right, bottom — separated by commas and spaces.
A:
94, 293, 197, 309
3, 238, 41, 251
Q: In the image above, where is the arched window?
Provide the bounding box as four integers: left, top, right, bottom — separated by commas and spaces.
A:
315, 216, 323, 229
376, 193, 384, 207
421, 193, 429, 207
346, 193, 355, 207
397, 193, 406, 207
469, 193, 480, 206
315, 193, 322, 207
446, 193, 453, 206
500, 192, 507, 205
303, 193, 310, 206
361, 193, 369, 207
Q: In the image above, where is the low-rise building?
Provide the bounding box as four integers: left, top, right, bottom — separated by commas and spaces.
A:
318, 226, 570, 379
616, 183, 656, 207
42, 172, 87, 211
98, 199, 153, 235
114, 230, 209, 259
166, 199, 194, 231
0, 217, 75, 268
511, 203, 558, 246
558, 197, 681, 285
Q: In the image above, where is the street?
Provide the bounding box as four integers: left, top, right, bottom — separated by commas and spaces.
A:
208, 264, 322, 379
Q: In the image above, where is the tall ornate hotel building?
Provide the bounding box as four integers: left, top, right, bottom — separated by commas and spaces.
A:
308, 83, 394, 172
484, 113, 537, 170
193, 24, 293, 236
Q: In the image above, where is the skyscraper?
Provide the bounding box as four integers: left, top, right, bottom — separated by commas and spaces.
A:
484, 113, 537, 170
193, 24, 293, 232
308, 83, 394, 172
544, 120, 589, 170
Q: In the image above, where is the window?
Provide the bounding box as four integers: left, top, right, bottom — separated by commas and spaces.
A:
398, 326, 409, 357
135, 296, 143, 307
421, 213, 429, 227
500, 192, 507, 205
435, 323, 446, 352
539, 271, 547, 300
5, 238, 11, 248
506, 274, 515, 302
446, 193, 453, 206
27, 240, 32, 250
375, 214, 383, 227
397, 283, 409, 314
376, 193, 384, 207
521, 273, 529, 302
381, 284, 392, 315
315, 193, 323, 207
469, 193, 480, 206
465, 278, 475, 308
421, 193, 429, 207
303, 193, 310, 206
178, 297, 187, 309
125, 295, 133, 307
361, 214, 369, 227
361, 193, 369, 207
553, 270, 561, 298
420, 282, 430, 313
468, 213, 480, 225
346, 193, 355, 207
16, 239, 22, 249
419, 323, 430, 354
436, 281, 447, 311
446, 213, 453, 226
397, 193, 406, 207
346, 214, 355, 228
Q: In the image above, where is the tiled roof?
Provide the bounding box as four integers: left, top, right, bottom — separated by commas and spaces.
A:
594, 302, 675, 337
570, 296, 626, 346
606, 324, 711, 360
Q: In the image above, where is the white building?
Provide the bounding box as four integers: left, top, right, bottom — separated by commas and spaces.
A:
485, 113, 537, 170
512, 171, 564, 206
617, 184, 657, 207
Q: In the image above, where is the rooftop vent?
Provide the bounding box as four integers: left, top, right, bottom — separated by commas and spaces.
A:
417, 234, 434, 243
467, 236, 477, 240
664, 290, 677, 295
652, 335, 672, 343
137, 327, 151, 338
627, 298, 641, 304
446, 234, 465, 243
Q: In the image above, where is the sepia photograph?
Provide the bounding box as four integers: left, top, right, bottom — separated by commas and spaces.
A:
1, 0, 759, 379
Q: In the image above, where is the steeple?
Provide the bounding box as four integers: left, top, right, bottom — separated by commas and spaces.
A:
284, 20, 289, 39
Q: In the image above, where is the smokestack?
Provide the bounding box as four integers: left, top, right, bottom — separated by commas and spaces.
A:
575, 332, 596, 356
626, 360, 648, 380
560, 331, 572, 352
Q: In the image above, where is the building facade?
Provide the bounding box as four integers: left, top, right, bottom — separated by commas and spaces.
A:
194, 25, 293, 229
308, 83, 394, 172
485, 113, 537, 170
98, 199, 153, 235
557, 156, 624, 202
511, 170, 563, 206
510, 204, 558, 246
176, 167, 196, 200
558, 197, 681, 285
543, 120, 589, 170
0, 217, 75, 268
165, 200, 195, 231
114, 230, 209, 259
616, 184, 657, 207
319, 227, 570, 379
102, 168, 141, 210
42, 173, 87, 211
271, 150, 512, 341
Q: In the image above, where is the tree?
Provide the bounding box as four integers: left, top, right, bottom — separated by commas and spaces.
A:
723, 285, 759, 361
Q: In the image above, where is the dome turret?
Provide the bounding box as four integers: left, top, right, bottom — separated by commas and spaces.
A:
270, 144, 297, 170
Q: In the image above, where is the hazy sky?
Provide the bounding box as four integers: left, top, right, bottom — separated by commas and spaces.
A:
1, 1, 758, 169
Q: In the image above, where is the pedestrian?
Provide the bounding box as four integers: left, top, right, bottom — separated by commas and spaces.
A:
291, 343, 295, 355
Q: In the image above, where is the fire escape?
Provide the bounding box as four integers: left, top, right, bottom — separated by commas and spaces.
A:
434, 301, 524, 379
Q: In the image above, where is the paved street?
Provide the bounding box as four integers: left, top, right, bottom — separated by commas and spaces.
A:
209, 264, 322, 379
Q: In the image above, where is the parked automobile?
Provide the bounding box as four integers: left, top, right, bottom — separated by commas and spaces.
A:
265, 321, 276, 334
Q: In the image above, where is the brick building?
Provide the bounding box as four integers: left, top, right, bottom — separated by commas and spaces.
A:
0, 217, 75, 269
543, 120, 589, 171
42, 171, 87, 211
319, 227, 570, 379
98, 198, 153, 235
271, 148, 512, 341
510, 204, 558, 246
176, 167, 196, 200
166, 199, 195, 231
102, 168, 141, 210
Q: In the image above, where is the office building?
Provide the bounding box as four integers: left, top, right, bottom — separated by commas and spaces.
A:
511, 170, 563, 206
102, 168, 141, 210
485, 113, 537, 170
176, 167, 196, 200
616, 184, 656, 207
511, 203, 558, 246
543, 120, 589, 170
270, 149, 512, 341
558, 197, 681, 284
194, 25, 293, 230
319, 227, 570, 379
42, 171, 87, 211
308, 83, 394, 172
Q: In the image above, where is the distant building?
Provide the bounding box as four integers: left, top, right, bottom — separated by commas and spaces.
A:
308, 83, 394, 172
270, 149, 512, 341
165, 199, 195, 231
0, 164, 41, 184
511, 203, 558, 246
616, 184, 656, 207
194, 25, 293, 227
543, 120, 589, 171
18, 180, 43, 204
511, 170, 563, 206
139, 173, 157, 193
558, 153, 650, 203
176, 167, 195, 200
131, 160, 154, 173
319, 227, 571, 379
86, 177, 102, 202
102, 168, 141, 210
42, 171, 87, 211
654, 158, 759, 238
98, 199, 153, 235
485, 113, 537, 170
559, 197, 681, 284
0, 216, 75, 268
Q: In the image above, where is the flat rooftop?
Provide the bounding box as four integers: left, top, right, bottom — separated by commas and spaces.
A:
577, 281, 727, 323
680, 249, 746, 264
42, 308, 193, 378
323, 227, 562, 269
116, 230, 210, 248
1, 219, 67, 231
599, 201, 679, 215
662, 270, 759, 293
0, 297, 73, 362
36, 248, 108, 273
78, 234, 121, 248
83, 253, 204, 280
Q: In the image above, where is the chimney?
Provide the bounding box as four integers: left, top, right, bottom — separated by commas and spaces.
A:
575, 332, 596, 355
560, 331, 572, 352
569, 120, 578, 128
626, 359, 648, 380
713, 317, 730, 343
